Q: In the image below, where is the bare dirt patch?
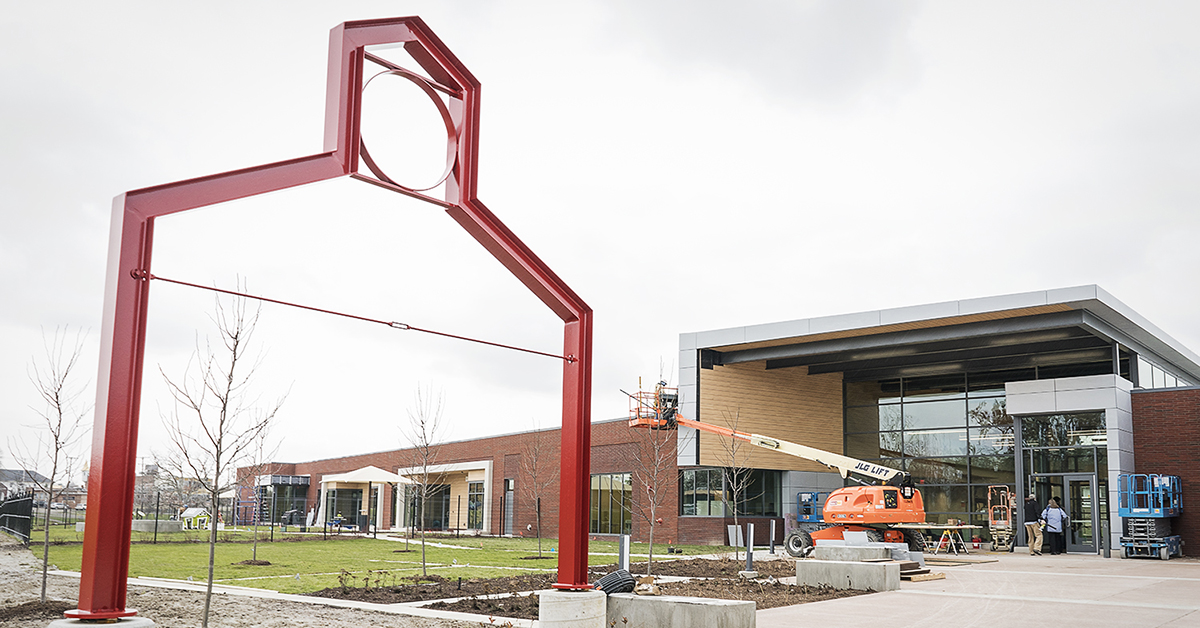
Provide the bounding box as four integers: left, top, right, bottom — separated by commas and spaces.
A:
0, 600, 76, 624
0, 538, 471, 628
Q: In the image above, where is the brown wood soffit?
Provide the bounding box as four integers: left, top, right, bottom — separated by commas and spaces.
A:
708, 304, 1075, 353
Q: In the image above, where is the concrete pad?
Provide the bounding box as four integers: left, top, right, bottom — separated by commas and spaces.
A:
763, 551, 1200, 628
607, 593, 754, 628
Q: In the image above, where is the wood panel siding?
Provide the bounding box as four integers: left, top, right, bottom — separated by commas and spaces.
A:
698, 362, 843, 471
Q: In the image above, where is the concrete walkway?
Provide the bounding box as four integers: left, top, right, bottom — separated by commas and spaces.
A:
758, 552, 1200, 628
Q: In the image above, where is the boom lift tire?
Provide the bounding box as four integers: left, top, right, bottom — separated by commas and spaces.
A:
903, 530, 926, 552
785, 530, 813, 557
865, 529, 884, 543
1161, 546, 1170, 561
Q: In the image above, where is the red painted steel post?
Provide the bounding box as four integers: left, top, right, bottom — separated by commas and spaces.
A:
555, 315, 594, 588
66, 202, 154, 620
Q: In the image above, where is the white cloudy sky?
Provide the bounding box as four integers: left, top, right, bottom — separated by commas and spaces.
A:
3, 1, 1199, 474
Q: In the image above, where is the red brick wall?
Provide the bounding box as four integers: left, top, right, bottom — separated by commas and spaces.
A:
1132, 387, 1200, 555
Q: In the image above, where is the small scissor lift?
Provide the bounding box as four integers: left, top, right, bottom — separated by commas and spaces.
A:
1118, 473, 1184, 560
987, 485, 1016, 552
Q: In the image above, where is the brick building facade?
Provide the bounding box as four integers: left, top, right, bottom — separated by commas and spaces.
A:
241, 417, 787, 546
1131, 387, 1200, 555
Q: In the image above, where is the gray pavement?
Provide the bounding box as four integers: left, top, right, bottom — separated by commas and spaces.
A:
758, 551, 1200, 628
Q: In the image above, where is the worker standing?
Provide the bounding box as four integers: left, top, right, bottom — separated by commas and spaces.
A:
1024, 493, 1043, 556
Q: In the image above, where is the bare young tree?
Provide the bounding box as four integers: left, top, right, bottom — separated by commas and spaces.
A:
715, 408, 756, 558
159, 292, 284, 628
625, 411, 677, 575
518, 420, 555, 558
401, 385, 446, 577
10, 327, 90, 603
240, 432, 280, 564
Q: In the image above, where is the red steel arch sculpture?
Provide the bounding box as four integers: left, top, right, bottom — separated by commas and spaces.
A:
69, 17, 593, 620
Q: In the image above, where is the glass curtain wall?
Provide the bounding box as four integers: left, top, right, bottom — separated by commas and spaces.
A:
845, 372, 1019, 538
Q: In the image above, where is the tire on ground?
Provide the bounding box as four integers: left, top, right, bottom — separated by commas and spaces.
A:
903, 529, 927, 552
593, 569, 636, 593
784, 531, 813, 557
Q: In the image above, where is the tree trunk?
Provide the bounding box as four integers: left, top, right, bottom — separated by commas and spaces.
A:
203, 488, 219, 628
420, 524, 427, 576
40, 507, 50, 603
647, 524, 655, 576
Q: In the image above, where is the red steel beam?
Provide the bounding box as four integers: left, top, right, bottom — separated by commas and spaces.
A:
70, 16, 593, 620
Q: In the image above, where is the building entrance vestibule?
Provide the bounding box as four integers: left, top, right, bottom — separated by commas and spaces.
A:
1028, 473, 1098, 553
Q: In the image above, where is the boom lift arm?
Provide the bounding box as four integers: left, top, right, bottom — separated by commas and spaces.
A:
670, 415, 915, 497
624, 386, 913, 495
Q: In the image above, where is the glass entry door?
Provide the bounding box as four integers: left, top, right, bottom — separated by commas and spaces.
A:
1029, 473, 1097, 553
1065, 475, 1096, 553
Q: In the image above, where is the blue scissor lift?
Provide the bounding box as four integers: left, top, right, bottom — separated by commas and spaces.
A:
1117, 473, 1183, 560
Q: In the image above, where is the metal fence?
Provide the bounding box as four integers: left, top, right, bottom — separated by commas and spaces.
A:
0, 490, 34, 543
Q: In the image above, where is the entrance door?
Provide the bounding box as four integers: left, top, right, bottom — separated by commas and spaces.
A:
1029, 474, 1096, 553
1065, 475, 1096, 553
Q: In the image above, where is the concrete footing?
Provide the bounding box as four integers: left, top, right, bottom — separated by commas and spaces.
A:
812, 546, 891, 561
607, 593, 755, 628
538, 589, 606, 627
796, 559, 900, 591
50, 618, 156, 627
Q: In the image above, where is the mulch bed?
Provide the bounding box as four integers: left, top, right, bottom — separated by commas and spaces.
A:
307, 557, 867, 622
0, 600, 77, 623
305, 573, 555, 604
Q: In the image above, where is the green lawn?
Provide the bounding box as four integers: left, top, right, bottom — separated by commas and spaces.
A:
42, 530, 733, 594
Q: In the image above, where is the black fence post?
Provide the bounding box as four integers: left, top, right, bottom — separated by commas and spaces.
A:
154, 492, 160, 544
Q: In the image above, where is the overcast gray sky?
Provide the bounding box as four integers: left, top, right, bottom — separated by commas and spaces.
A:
3, 1, 1198, 474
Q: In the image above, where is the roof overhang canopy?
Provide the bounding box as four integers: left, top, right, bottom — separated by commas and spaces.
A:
319, 466, 412, 485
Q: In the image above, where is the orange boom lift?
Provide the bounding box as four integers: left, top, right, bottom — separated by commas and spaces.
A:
628, 383, 928, 556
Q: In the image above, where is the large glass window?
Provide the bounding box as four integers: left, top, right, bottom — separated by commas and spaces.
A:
467, 481, 484, 530
325, 488, 361, 524
680, 468, 781, 517
590, 473, 631, 534
406, 484, 451, 530
1021, 413, 1106, 448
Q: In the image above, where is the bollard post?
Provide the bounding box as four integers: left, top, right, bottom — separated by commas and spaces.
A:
1102, 518, 1110, 558
745, 523, 754, 572
153, 492, 160, 544
770, 519, 776, 554
619, 534, 631, 572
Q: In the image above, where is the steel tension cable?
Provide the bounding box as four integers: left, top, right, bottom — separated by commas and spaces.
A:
134, 271, 575, 363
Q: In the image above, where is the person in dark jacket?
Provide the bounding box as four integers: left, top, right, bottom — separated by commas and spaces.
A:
1023, 493, 1043, 555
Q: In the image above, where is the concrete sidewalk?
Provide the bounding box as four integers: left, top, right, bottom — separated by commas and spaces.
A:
758, 552, 1200, 628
